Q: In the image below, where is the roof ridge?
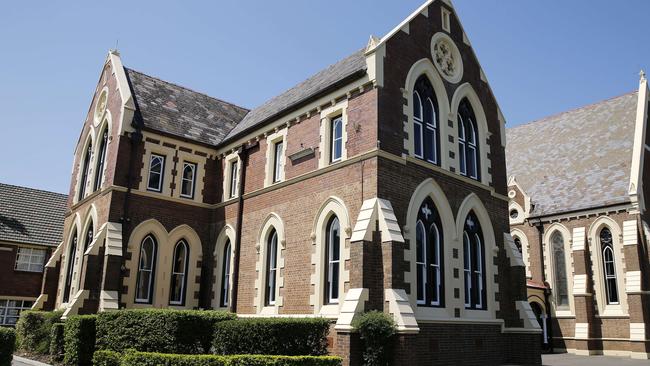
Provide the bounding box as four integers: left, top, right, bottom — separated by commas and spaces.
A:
124, 67, 251, 113
509, 90, 638, 130
0, 182, 68, 197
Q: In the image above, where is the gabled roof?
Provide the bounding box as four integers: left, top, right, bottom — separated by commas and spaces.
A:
506, 92, 638, 217
0, 183, 67, 247
125, 68, 249, 146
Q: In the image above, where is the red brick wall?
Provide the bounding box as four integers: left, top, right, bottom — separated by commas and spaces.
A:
0, 243, 51, 298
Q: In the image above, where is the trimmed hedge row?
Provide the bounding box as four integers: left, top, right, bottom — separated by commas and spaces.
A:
213, 318, 330, 356
0, 327, 15, 366
96, 309, 235, 354
120, 351, 342, 366
93, 350, 122, 366
64, 315, 96, 366
15, 310, 63, 354
49, 323, 65, 362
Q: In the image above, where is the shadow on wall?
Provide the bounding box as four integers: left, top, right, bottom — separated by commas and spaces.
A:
0, 214, 28, 235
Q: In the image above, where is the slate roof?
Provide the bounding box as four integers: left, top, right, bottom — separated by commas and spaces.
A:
506, 92, 638, 217
0, 183, 67, 247
125, 68, 250, 146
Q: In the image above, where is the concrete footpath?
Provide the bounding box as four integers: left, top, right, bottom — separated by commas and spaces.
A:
542, 353, 650, 366
12, 356, 51, 366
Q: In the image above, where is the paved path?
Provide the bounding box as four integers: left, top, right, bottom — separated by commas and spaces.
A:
12, 356, 51, 366
542, 353, 649, 366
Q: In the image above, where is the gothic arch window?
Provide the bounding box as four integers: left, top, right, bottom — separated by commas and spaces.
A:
169, 240, 189, 305
62, 229, 78, 303
264, 228, 278, 306
413, 75, 439, 165
600, 228, 619, 305
415, 197, 444, 307
93, 128, 108, 192
135, 235, 157, 304
220, 240, 232, 308
76, 221, 94, 291
78, 140, 93, 200
551, 231, 569, 308
514, 237, 522, 254
458, 98, 480, 180
463, 211, 486, 310
324, 216, 341, 304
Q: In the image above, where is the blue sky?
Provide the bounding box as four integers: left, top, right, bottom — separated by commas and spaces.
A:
1, 0, 649, 194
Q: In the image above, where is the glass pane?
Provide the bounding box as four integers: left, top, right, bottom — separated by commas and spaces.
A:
467, 146, 477, 178
414, 123, 422, 156
331, 262, 339, 300
459, 143, 466, 174
173, 243, 186, 273
136, 271, 150, 301
413, 92, 422, 119
424, 128, 434, 162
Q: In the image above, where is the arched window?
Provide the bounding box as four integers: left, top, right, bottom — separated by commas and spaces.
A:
169, 240, 189, 305
463, 211, 486, 310
93, 128, 108, 192
415, 197, 443, 306
220, 240, 232, 308
413, 75, 439, 164
551, 231, 569, 308
62, 229, 78, 303
325, 216, 341, 304
135, 235, 157, 303
458, 98, 480, 180
600, 228, 619, 305
75, 221, 94, 291
264, 229, 278, 306
330, 116, 343, 163
514, 237, 522, 254
78, 141, 92, 200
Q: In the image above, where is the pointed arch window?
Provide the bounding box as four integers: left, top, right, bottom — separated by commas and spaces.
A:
325, 216, 341, 304
76, 221, 94, 291
170, 240, 189, 305
180, 162, 197, 199
514, 237, 522, 254
135, 235, 157, 304
62, 229, 78, 303
412, 75, 439, 164
264, 229, 278, 306
220, 240, 232, 308
463, 211, 486, 310
458, 98, 480, 180
551, 231, 569, 308
78, 141, 93, 200
93, 128, 108, 192
415, 197, 443, 307
600, 228, 619, 305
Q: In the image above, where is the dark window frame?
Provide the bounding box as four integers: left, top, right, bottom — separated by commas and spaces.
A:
415, 197, 444, 307
463, 211, 486, 310
169, 239, 189, 306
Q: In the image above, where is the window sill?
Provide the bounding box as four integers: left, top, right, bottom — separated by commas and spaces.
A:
13, 269, 44, 274
319, 304, 340, 317
260, 306, 277, 315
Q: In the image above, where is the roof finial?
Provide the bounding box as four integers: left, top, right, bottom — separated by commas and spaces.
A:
640, 69, 646, 82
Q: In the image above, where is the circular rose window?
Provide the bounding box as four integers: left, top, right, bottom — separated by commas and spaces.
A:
94, 89, 108, 125
431, 33, 463, 84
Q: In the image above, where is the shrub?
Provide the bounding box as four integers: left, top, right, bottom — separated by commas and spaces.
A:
96, 309, 235, 354
64, 315, 96, 366
227, 355, 342, 366
121, 351, 342, 366
213, 318, 330, 356
15, 310, 63, 354
49, 323, 65, 362
352, 311, 396, 366
92, 350, 122, 366
0, 327, 16, 366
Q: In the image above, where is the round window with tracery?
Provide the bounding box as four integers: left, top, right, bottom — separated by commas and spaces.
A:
431, 33, 463, 84
94, 89, 108, 125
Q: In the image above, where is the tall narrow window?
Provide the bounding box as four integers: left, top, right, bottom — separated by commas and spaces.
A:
458, 98, 479, 180
220, 240, 232, 308
272, 141, 283, 183
62, 229, 78, 303
551, 231, 569, 308
463, 211, 485, 310
600, 228, 619, 305
180, 162, 197, 198
330, 116, 343, 163
325, 216, 341, 304
229, 160, 238, 198
135, 235, 157, 303
514, 237, 522, 254
147, 154, 165, 192
412, 75, 439, 164
77, 222, 94, 289
93, 129, 108, 191
415, 198, 443, 306
265, 229, 278, 306
78, 141, 92, 200
169, 240, 188, 305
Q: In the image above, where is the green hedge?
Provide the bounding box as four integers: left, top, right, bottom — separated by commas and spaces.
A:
15, 310, 63, 354
352, 311, 396, 366
0, 327, 16, 366
213, 318, 330, 356
121, 351, 342, 366
49, 323, 65, 362
96, 309, 235, 354
92, 350, 122, 366
64, 315, 96, 366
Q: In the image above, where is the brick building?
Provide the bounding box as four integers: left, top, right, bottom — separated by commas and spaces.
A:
35, 1, 541, 364
506, 76, 650, 359
0, 183, 67, 326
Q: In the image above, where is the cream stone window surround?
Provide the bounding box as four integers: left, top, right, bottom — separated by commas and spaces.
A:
543, 223, 575, 317
318, 101, 349, 168
403, 59, 451, 171
254, 213, 286, 315
264, 129, 287, 187
74, 128, 96, 204
223, 152, 241, 201
310, 197, 352, 316
587, 217, 628, 317
508, 202, 525, 225
58, 213, 82, 308
93, 87, 109, 127
441, 7, 451, 33
430, 32, 463, 84
123, 220, 202, 309
175, 149, 206, 202
139, 142, 174, 197
404, 178, 456, 320
450, 83, 491, 186
510, 229, 532, 279
213, 224, 236, 310
89, 110, 113, 193
67, 205, 98, 303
